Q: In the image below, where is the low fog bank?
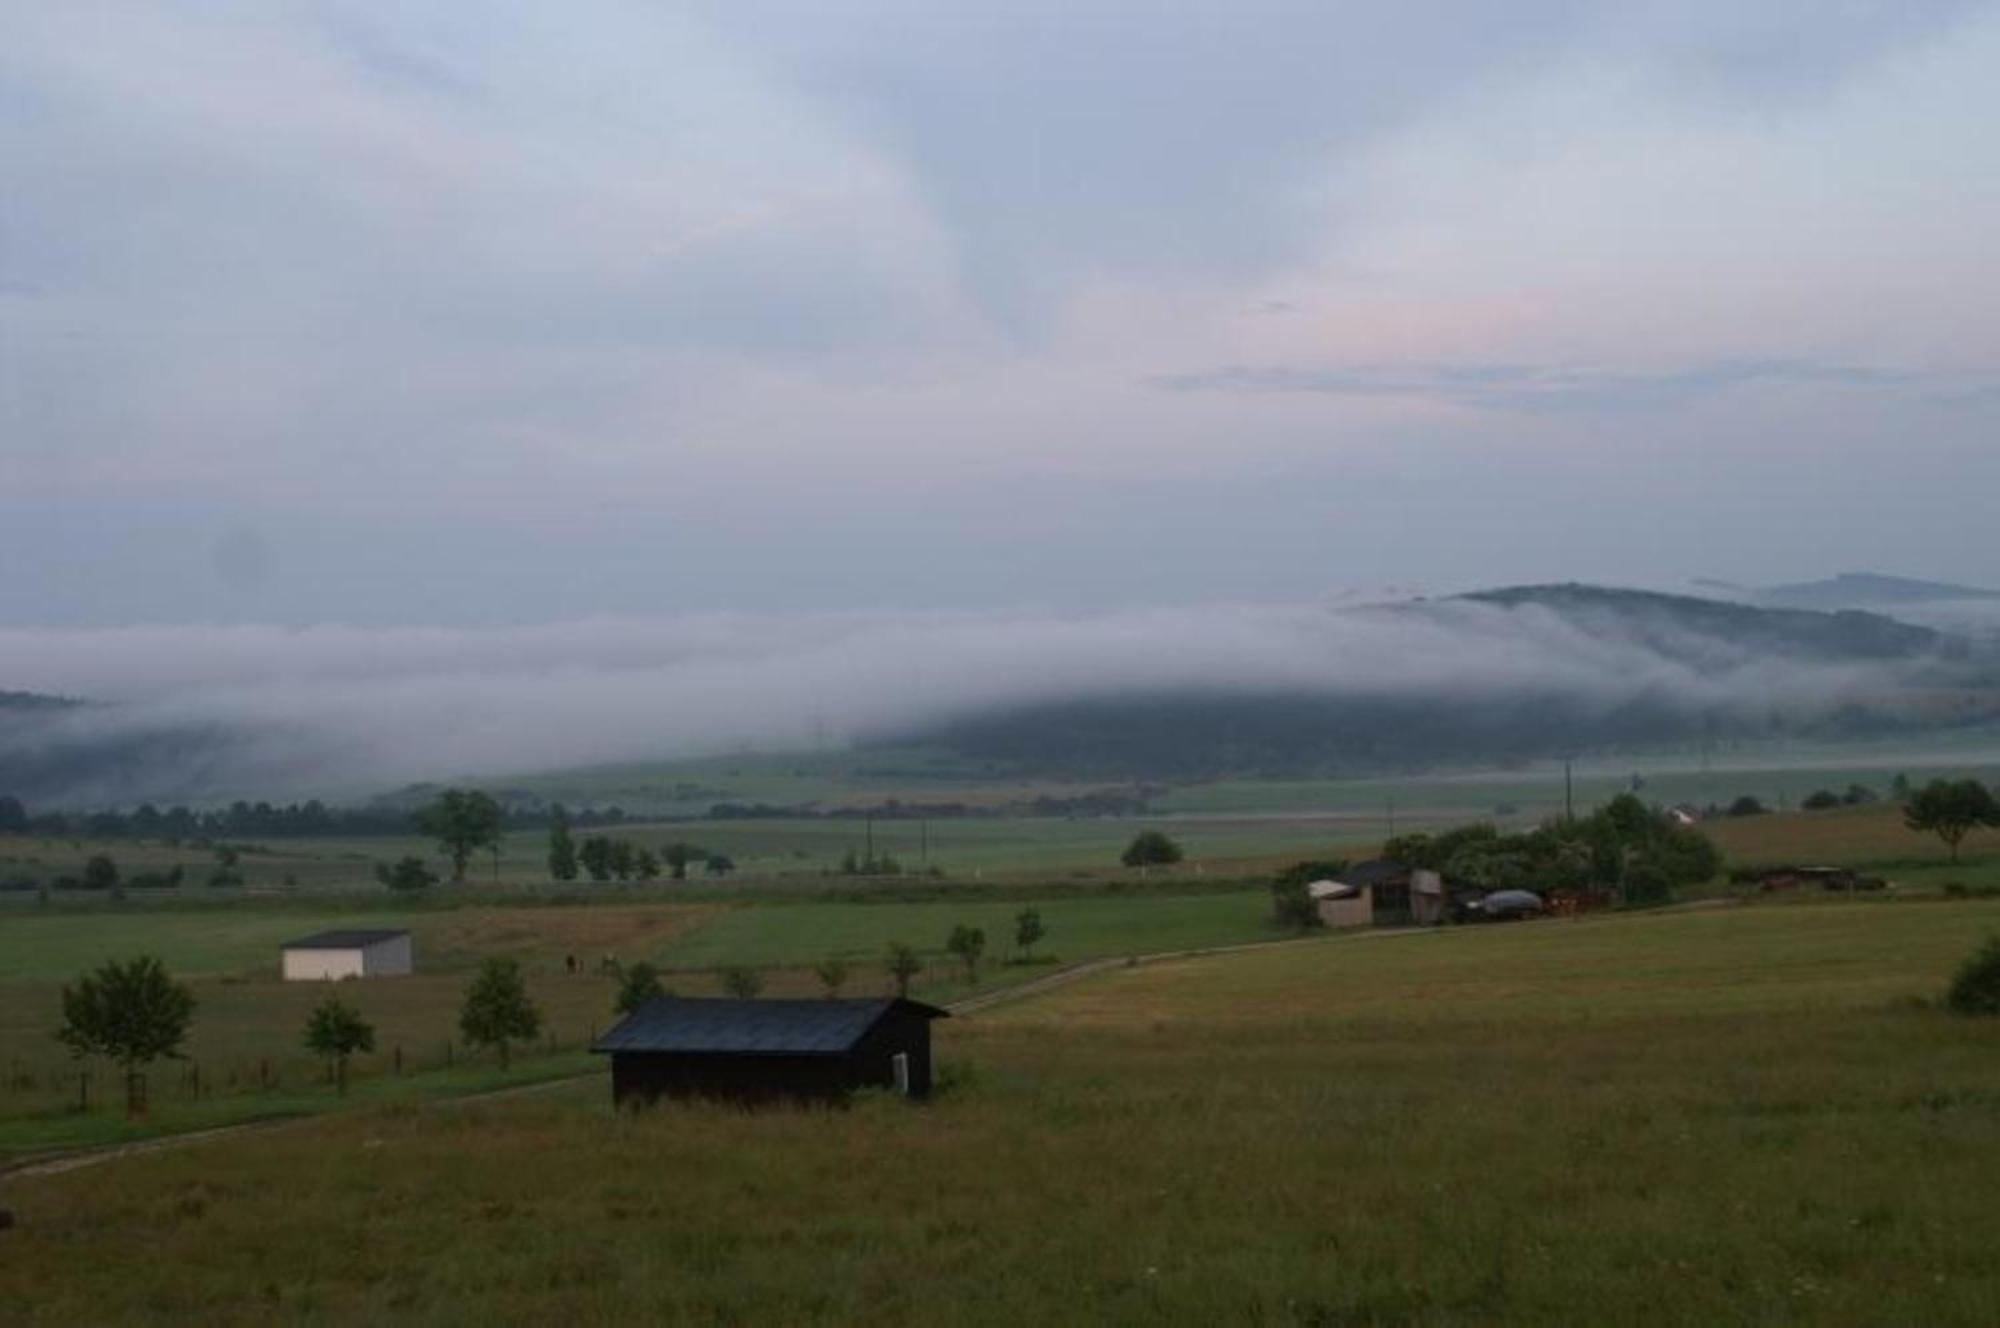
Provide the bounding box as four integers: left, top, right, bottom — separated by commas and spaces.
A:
0, 593, 1984, 807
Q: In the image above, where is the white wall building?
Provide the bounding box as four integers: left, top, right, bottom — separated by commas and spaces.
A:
281, 929, 414, 980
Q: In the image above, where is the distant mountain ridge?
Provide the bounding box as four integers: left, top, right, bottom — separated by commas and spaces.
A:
1756, 572, 2000, 611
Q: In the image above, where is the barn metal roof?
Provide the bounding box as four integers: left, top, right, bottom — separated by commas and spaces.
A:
281, 928, 411, 950
591, 996, 947, 1057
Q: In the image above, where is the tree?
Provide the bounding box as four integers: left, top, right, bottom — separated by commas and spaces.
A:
578, 836, 615, 882
885, 942, 923, 998
1120, 831, 1184, 868
1802, 789, 1843, 811
459, 958, 540, 1069
1891, 773, 1913, 800
1270, 876, 1323, 931
719, 965, 764, 999
1904, 778, 2000, 863
705, 853, 736, 877
81, 853, 119, 892
414, 789, 503, 882
1014, 907, 1045, 960
547, 804, 579, 882
634, 848, 661, 881
606, 839, 636, 882
663, 842, 707, 881
302, 993, 375, 1095
1726, 796, 1767, 818
946, 924, 986, 982
814, 958, 849, 998
58, 956, 195, 1117
1947, 936, 2000, 1015
375, 855, 438, 892
614, 961, 667, 1014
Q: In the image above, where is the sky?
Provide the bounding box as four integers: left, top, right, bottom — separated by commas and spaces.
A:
6, 1, 2000, 628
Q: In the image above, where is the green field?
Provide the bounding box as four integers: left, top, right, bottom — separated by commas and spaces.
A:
8, 899, 2000, 1322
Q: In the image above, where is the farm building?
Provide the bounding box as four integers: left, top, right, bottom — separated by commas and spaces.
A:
1320, 860, 1452, 927
592, 996, 949, 1105
280, 929, 413, 980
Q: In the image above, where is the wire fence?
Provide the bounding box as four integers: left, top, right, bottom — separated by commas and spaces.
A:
1, 1024, 602, 1120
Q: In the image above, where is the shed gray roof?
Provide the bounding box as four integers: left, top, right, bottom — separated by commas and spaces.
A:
281, 928, 410, 950
592, 996, 947, 1057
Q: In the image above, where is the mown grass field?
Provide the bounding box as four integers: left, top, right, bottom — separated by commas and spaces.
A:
7, 899, 2000, 1323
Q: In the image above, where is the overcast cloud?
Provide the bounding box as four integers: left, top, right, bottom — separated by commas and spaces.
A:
4, 2, 1999, 627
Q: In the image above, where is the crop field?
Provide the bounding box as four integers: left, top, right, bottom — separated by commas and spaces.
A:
7, 898, 2000, 1323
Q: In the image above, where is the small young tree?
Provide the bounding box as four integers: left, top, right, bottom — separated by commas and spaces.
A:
885, 942, 923, 998
719, 965, 764, 999
1947, 936, 2000, 1015
814, 958, 849, 998
81, 853, 119, 892
578, 836, 614, 882
663, 842, 706, 881
302, 993, 375, 1095
634, 848, 661, 881
1120, 831, 1184, 868
946, 924, 986, 982
547, 804, 579, 882
414, 788, 504, 882
705, 853, 736, 877
459, 958, 541, 1069
614, 960, 668, 1014
58, 956, 196, 1117
375, 855, 439, 892
1904, 778, 2000, 863
1014, 907, 1045, 960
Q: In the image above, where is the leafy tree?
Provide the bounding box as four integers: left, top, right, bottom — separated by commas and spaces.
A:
459, 958, 541, 1069
375, 855, 438, 892
414, 788, 504, 882
1120, 831, 1184, 868
814, 958, 849, 998
663, 842, 707, 881
1891, 772, 1913, 800
1014, 907, 1046, 959
1904, 778, 2000, 863
1843, 784, 1879, 806
607, 839, 636, 882
58, 956, 196, 1117
1947, 936, 2000, 1015
719, 965, 764, 999
614, 961, 668, 1014
302, 993, 375, 1095
705, 853, 736, 877
1802, 789, 1843, 811
547, 804, 579, 882
1726, 796, 1767, 818
946, 924, 986, 982
81, 854, 119, 892
578, 836, 615, 882
1270, 876, 1323, 931
885, 942, 923, 998
634, 848, 661, 881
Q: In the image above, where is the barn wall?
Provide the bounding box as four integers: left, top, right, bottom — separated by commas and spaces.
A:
611, 1053, 855, 1105
362, 935, 414, 976
1315, 890, 1372, 929
852, 1007, 935, 1098
282, 949, 364, 981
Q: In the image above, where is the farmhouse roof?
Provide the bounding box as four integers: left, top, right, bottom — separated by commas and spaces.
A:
591, 997, 948, 1057
280, 928, 411, 950
1339, 858, 1411, 887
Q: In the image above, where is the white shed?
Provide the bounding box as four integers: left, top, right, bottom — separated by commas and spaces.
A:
281, 929, 413, 980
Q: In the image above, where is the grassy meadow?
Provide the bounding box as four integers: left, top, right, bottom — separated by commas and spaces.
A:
7, 899, 2000, 1322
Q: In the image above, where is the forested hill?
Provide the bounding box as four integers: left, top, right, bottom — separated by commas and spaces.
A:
1453, 584, 1947, 663
891, 585, 1992, 779
0, 690, 80, 713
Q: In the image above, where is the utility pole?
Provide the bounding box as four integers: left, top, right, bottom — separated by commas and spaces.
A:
1564, 757, 1575, 823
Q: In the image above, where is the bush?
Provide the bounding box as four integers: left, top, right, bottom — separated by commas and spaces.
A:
1726, 796, 1767, 818
1947, 937, 2000, 1015
1802, 790, 1842, 811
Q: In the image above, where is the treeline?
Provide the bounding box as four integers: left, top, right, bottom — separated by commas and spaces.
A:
0, 795, 637, 842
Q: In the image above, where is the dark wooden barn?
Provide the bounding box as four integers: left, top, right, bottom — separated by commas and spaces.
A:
591, 996, 949, 1105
